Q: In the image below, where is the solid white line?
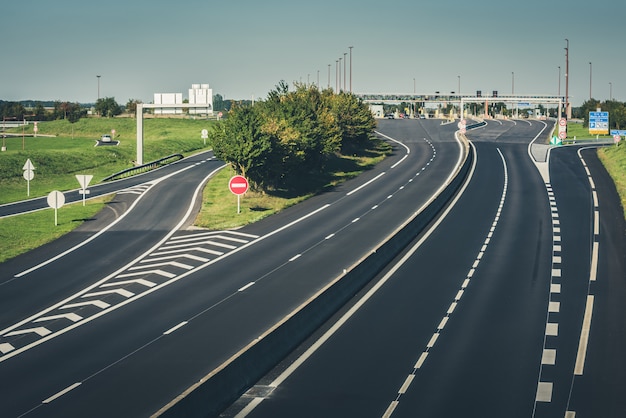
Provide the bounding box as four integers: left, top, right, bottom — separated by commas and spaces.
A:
42, 382, 81, 404
228, 133, 470, 418
346, 172, 386, 196
574, 295, 594, 375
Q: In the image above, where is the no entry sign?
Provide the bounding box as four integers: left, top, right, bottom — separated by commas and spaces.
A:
229, 175, 249, 195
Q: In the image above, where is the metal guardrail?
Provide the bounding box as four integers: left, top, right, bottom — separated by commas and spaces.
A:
102, 153, 184, 182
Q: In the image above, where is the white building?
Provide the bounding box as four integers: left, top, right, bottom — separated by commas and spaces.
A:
188, 83, 213, 115
153, 83, 213, 116
153, 93, 183, 115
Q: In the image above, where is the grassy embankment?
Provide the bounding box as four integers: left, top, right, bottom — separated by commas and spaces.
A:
0, 117, 390, 262
0, 117, 212, 262
564, 122, 626, 218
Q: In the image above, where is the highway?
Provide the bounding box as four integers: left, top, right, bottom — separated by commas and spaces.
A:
0, 119, 467, 417
223, 120, 626, 418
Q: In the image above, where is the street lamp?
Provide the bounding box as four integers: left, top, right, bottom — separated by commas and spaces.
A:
343, 52, 347, 92
589, 61, 592, 100
328, 64, 331, 90
565, 39, 569, 118
511, 71, 515, 95
349, 46, 353, 93
338, 57, 342, 92
96, 75, 101, 101
558, 66, 561, 96
609, 82, 613, 101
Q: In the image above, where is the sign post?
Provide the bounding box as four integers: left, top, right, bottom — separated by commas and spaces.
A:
76, 174, 93, 206
22, 159, 35, 196
47, 190, 65, 226
228, 175, 249, 214
201, 129, 208, 146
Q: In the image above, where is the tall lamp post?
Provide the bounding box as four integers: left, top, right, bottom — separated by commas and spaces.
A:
558, 66, 561, 96
565, 39, 569, 118
96, 75, 101, 101
589, 61, 592, 100
343, 52, 347, 92
328, 64, 331, 90
348, 46, 353, 93
609, 82, 613, 101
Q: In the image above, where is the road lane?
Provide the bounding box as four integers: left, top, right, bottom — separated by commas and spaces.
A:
0, 120, 466, 417
227, 120, 567, 418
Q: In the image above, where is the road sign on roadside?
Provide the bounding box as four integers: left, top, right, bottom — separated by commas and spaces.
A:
47, 190, 65, 226
76, 174, 93, 206
229, 175, 249, 214
22, 159, 35, 196
229, 175, 249, 195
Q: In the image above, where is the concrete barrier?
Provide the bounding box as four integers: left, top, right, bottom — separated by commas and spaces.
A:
155, 134, 474, 418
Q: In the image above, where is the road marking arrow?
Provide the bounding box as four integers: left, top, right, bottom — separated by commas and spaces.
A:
100, 278, 157, 288
116, 269, 176, 279
35, 313, 83, 323
0, 343, 15, 354
60, 300, 111, 310
5, 327, 52, 337
82, 288, 135, 299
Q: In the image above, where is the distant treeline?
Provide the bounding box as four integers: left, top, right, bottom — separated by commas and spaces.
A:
0, 94, 239, 123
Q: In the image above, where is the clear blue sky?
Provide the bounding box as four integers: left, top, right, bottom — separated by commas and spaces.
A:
2, 0, 623, 106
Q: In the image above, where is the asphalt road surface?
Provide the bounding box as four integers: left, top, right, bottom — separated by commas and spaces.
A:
1, 119, 468, 417
223, 120, 626, 418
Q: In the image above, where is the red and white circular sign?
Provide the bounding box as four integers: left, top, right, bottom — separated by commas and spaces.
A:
229, 175, 249, 195
559, 118, 567, 127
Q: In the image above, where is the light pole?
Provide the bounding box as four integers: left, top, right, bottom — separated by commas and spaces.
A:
335, 60, 339, 92
413, 78, 416, 94
343, 52, 347, 92
338, 57, 342, 92
565, 39, 569, 118
589, 61, 592, 100
328, 64, 331, 90
609, 82, 613, 101
349, 46, 353, 93
511, 71, 515, 95
96, 75, 101, 101
558, 66, 561, 96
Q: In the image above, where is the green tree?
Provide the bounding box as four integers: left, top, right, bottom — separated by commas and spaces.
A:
95, 97, 122, 117
125, 99, 142, 115
210, 104, 273, 188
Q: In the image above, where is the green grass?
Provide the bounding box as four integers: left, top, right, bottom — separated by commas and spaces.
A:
0, 195, 112, 263
0, 115, 391, 261
562, 122, 612, 143
598, 143, 626, 218
194, 138, 391, 230
0, 118, 213, 204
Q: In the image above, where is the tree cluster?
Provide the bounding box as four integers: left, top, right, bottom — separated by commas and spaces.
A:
574, 99, 626, 130
210, 82, 376, 191
95, 97, 123, 118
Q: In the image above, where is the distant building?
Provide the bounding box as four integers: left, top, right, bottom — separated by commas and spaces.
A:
153, 93, 183, 115
153, 83, 213, 116
189, 83, 213, 116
